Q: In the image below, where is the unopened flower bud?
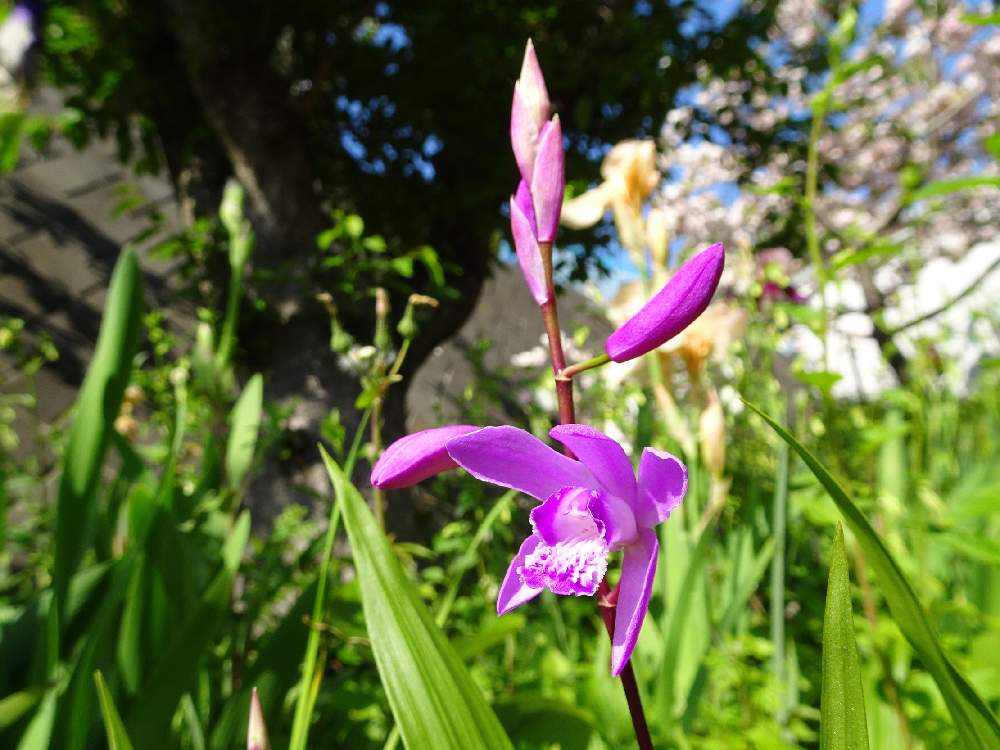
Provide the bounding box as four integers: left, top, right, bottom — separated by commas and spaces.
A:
247, 687, 270, 750
605, 242, 725, 362
510, 39, 551, 182
531, 116, 565, 243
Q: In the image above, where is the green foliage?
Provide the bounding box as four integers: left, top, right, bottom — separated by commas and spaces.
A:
53, 249, 142, 633
324, 448, 514, 750
750, 402, 1000, 749
820, 526, 868, 750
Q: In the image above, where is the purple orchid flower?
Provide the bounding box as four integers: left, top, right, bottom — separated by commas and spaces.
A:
371, 423, 687, 675
605, 242, 725, 362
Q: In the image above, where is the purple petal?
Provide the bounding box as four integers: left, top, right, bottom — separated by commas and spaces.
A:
510, 82, 539, 183
550, 424, 637, 506
370, 425, 479, 489
604, 242, 725, 362
611, 528, 658, 676
635, 448, 688, 527
531, 117, 565, 243
518, 39, 550, 123
510, 195, 549, 305
530, 486, 602, 545
588, 491, 638, 550
514, 179, 537, 235
498, 535, 544, 615
446, 426, 595, 502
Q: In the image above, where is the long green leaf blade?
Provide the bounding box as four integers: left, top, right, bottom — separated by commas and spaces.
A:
748, 401, 1000, 748
820, 525, 869, 750
225, 374, 263, 489
94, 671, 135, 750
54, 249, 143, 623
321, 448, 513, 750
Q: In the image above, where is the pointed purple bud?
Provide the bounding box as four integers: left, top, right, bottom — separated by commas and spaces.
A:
371, 425, 480, 489
247, 688, 270, 750
531, 116, 565, 243
510, 196, 549, 305
510, 40, 551, 182
514, 179, 537, 236
604, 243, 725, 362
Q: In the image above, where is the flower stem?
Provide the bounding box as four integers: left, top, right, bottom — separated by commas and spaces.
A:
558, 352, 611, 380
538, 247, 652, 750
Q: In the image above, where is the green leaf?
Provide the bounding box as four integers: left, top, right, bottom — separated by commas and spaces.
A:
820, 525, 869, 750
125, 513, 249, 747
495, 698, 593, 748
0, 688, 45, 731
961, 12, 1000, 25
907, 176, 1000, 203
0, 112, 26, 174
321, 448, 514, 750
225, 374, 263, 489
53, 250, 143, 638
94, 671, 135, 750
747, 401, 1000, 749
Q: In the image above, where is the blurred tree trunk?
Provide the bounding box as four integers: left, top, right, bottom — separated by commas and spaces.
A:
135, 1, 488, 536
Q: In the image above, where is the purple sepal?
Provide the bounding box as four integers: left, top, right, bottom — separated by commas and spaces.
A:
510, 195, 549, 305
370, 425, 479, 489
531, 117, 565, 243
604, 242, 725, 362
611, 528, 659, 676
514, 179, 537, 236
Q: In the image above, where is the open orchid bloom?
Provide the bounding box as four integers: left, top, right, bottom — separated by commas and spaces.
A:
372, 423, 687, 675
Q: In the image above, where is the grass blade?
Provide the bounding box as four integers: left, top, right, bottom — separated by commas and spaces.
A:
54, 249, 143, 626
820, 525, 869, 750
321, 447, 514, 750
225, 374, 263, 490
94, 671, 135, 750
748, 401, 1000, 748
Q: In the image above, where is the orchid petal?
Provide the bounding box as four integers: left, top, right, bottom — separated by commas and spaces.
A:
531, 116, 565, 243
517, 39, 550, 125
514, 179, 537, 235
530, 486, 601, 545
370, 425, 479, 489
510, 195, 549, 305
588, 491, 638, 550
605, 242, 725, 362
446, 426, 595, 502
636, 448, 688, 526
511, 82, 540, 183
497, 535, 544, 615
550, 424, 637, 506
611, 527, 658, 676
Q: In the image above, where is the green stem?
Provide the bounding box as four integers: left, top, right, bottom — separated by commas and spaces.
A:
215, 264, 244, 369
770, 410, 790, 728
557, 352, 611, 380
804, 92, 830, 369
